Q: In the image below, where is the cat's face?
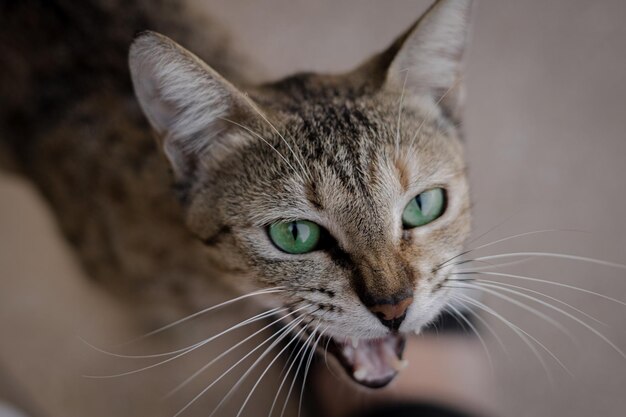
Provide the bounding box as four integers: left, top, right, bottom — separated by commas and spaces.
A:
130, 0, 472, 388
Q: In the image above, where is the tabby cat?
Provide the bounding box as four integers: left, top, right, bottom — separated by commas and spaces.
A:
1, 0, 474, 414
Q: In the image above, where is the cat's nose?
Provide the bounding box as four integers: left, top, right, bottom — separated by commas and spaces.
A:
367, 294, 413, 331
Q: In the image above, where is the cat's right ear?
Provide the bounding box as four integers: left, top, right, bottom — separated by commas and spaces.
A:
129, 31, 255, 181
366, 0, 473, 123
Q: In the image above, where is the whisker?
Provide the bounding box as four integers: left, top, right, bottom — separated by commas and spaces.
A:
409, 76, 462, 151
238, 98, 313, 184
453, 293, 565, 382
322, 333, 341, 381
269, 321, 320, 417
231, 316, 317, 417
454, 257, 533, 272
395, 69, 410, 155
454, 271, 626, 307
448, 282, 572, 339
456, 252, 626, 271
297, 326, 326, 417
83, 304, 292, 379
459, 278, 606, 326
279, 322, 324, 417
437, 229, 584, 271
119, 287, 285, 346
449, 298, 508, 355
276, 334, 302, 380
465, 212, 522, 246
458, 280, 626, 359
165, 305, 305, 397
220, 117, 305, 182
81, 306, 284, 360
446, 303, 495, 374
177, 312, 310, 417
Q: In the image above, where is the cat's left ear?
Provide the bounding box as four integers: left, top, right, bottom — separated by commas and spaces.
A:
378, 0, 473, 122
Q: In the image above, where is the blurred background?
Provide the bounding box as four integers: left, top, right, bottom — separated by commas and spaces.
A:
1, 0, 625, 416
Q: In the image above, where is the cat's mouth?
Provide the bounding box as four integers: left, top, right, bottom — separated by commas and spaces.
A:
325, 333, 407, 388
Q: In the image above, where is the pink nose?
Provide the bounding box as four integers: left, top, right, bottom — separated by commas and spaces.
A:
368, 297, 413, 321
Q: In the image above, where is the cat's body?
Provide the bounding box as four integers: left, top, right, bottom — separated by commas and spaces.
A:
1, 3, 271, 415
1, 0, 475, 415
1, 0, 251, 308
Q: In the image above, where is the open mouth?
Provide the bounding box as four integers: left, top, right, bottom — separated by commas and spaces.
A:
325, 333, 407, 388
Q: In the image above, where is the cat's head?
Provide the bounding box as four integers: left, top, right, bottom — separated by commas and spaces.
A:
129, 0, 472, 388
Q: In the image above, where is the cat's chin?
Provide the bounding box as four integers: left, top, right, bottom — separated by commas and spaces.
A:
325, 333, 407, 388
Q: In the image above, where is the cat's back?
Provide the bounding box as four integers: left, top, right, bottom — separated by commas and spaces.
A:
0, 0, 250, 290
0, 0, 251, 164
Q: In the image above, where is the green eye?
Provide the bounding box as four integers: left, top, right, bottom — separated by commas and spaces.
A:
268, 220, 321, 254
402, 188, 446, 228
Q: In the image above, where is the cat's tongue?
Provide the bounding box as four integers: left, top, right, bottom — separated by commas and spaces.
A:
333, 334, 407, 388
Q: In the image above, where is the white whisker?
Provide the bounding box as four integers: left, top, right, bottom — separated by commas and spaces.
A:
83, 304, 293, 379
269, 322, 319, 417
465, 212, 522, 246
322, 334, 341, 381
454, 293, 565, 383
81, 307, 283, 360
164, 306, 302, 397
220, 117, 305, 182
232, 317, 315, 417
279, 322, 322, 417
176, 312, 309, 417
465, 278, 606, 326
449, 298, 508, 355
450, 282, 572, 339
464, 252, 626, 270
409, 76, 462, 152
297, 326, 325, 417
239, 98, 313, 184
395, 69, 409, 155
438, 229, 584, 271
120, 287, 285, 346
454, 257, 533, 272
446, 303, 494, 374
460, 281, 626, 359
455, 271, 626, 307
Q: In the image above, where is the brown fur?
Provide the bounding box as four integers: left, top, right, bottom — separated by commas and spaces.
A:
1, 0, 473, 334
0, 0, 256, 307
1, 0, 474, 413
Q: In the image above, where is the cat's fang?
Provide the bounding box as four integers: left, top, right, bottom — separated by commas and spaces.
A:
353, 367, 369, 382
351, 337, 359, 348
388, 355, 409, 372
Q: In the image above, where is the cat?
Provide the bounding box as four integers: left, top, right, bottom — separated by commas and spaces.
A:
0, 0, 474, 415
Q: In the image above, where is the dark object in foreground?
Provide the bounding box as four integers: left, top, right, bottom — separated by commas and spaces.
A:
353, 402, 484, 417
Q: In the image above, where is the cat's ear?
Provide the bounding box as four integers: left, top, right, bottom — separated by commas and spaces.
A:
379, 0, 473, 122
129, 31, 254, 180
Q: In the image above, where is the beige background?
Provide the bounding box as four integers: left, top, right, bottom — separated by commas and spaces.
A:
1, 0, 625, 416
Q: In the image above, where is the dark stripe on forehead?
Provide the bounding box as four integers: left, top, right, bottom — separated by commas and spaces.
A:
259, 72, 374, 108
305, 181, 324, 210
298, 106, 381, 197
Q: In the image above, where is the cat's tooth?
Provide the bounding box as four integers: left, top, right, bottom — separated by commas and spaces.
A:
382, 343, 409, 372
391, 358, 409, 372
353, 367, 368, 381
351, 337, 359, 349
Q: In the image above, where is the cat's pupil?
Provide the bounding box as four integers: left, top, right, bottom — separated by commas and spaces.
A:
288, 222, 298, 240
415, 195, 423, 211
